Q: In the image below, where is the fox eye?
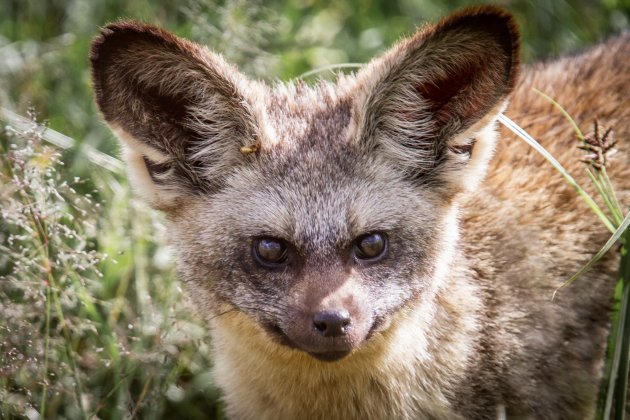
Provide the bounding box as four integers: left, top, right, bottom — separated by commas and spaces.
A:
354, 232, 387, 261
253, 238, 289, 267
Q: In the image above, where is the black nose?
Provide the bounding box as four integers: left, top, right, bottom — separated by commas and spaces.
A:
313, 309, 351, 337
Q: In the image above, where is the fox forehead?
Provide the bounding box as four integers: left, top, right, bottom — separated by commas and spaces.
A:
260, 80, 357, 150
208, 140, 440, 255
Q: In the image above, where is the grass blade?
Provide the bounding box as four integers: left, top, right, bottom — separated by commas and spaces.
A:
599, 225, 630, 420
586, 169, 623, 226
552, 212, 630, 295
498, 113, 615, 233
533, 89, 585, 141
0, 107, 124, 173
600, 168, 625, 224
613, 230, 630, 420
298, 63, 363, 78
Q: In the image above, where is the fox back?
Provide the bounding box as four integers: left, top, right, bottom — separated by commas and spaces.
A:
90, 7, 630, 419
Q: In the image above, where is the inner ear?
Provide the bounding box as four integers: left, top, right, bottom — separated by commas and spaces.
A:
416, 61, 485, 125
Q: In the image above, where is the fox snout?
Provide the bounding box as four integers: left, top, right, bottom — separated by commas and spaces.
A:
312, 309, 351, 338
277, 272, 374, 362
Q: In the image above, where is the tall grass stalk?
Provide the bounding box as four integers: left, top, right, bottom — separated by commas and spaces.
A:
603, 232, 630, 420
40, 282, 51, 417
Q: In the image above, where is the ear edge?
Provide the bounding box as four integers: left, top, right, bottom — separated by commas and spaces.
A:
91, 21, 173, 118
429, 5, 521, 92
114, 124, 203, 210
90, 21, 218, 123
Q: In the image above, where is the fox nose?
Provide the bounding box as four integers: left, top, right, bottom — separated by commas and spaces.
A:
312, 309, 351, 337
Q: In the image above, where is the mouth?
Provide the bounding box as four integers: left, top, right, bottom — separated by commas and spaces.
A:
263, 319, 383, 362
308, 350, 352, 362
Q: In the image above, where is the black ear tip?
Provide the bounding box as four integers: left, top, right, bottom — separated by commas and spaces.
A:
439, 6, 520, 46
90, 20, 175, 62
89, 23, 132, 70
89, 20, 187, 112
449, 5, 518, 27
433, 6, 520, 90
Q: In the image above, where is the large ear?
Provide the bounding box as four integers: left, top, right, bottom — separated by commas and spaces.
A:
355, 6, 519, 197
90, 21, 261, 209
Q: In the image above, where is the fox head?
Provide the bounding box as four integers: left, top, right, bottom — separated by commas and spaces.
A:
91, 7, 519, 362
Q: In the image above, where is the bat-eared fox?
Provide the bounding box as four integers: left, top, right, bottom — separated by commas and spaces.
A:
91, 6, 629, 419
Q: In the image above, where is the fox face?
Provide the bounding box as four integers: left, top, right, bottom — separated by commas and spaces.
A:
91, 8, 518, 365
169, 136, 450, 361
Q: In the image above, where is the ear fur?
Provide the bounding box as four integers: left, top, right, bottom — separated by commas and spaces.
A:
90, 21, 260, 209
355, 6, 520, 197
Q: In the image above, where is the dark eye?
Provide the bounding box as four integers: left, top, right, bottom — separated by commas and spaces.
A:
253, 237, 289, 267
354, 232, 387, 261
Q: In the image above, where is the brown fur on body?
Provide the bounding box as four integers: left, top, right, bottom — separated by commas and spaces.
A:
90, 7, 629, 419
456, 34, 630, 418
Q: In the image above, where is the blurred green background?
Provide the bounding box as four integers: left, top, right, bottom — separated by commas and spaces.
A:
0, 1, 628, 418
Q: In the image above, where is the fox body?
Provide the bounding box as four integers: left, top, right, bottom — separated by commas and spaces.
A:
90, 7, 630, 419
